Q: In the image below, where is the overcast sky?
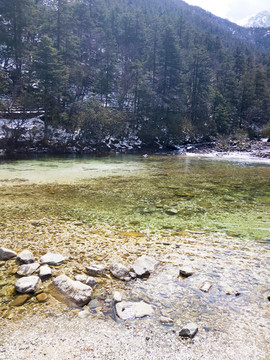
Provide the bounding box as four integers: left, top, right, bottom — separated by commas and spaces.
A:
184, 0, 270, 23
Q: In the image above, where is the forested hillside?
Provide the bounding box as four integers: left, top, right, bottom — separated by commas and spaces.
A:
0, 0, 270, 151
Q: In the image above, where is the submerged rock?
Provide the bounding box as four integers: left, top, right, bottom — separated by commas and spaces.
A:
0, 247, 17, 261
17, 250, 35, 264
110, 263, 130, 280
39, 265, 52, 280
131, 255, 158, 277
15, 276, 41, 294
40, 252, 65, 266
115, 301, 154, 320
17, 263, 40, 276
179, 265, 195, 278
53, 274, 92, 306
10, 294, 32, 306
86, 265, 107, 277
36, 292, 48, 302
179, 322, 198, 339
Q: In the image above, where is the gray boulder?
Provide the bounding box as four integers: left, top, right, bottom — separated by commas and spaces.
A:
110, 263, 130, 280
53, 274, 92, 306
17, 250, 35, 264
39, 265, 52, 281
40, 252, 65, 266
15, 276, 41, 294
115, 301, 154, 320
131, 255, 158, 277
74, 274, 98, 287
17, 263, 40, 276
86, 264, 107, 277
179, 322, 198, 339
0, 247, 17, 261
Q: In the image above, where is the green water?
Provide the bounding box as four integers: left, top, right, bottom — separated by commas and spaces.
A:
0, 154, 269, 240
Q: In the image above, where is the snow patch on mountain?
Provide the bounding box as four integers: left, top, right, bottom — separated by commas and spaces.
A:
238, 11, 270, 28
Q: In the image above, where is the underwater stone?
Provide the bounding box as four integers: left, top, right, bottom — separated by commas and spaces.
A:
132, 255, 158, 277
15, 276, 41, 294
17, 250, 35, 264
10, 294, 32, 306
179, 322, 198, 339
86, 265, 107, 277
0, 247, 17, 261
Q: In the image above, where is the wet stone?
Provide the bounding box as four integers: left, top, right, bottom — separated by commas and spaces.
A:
10, 294, 31, 306
36, 292, 48, 302
159, 316, 174, 325
86, 265, 107, 277
179, 322, 198, 339
110, 263, 130, 280
17, 263, 40, 276
15, 276, 41, 294
132, 255, 159, 277
0, 247, 17, 261
39, 265, 52, 281
40, 252, 65, 266
17, 250, 35, 264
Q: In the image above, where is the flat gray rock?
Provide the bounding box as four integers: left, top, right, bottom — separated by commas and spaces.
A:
39, 265, 52, 280
179, 322, 198, 339
75, 274, 98, 287
115, 301, 154, 320
86, 265, 107, 277
0, 247, 17, 261
40, 252, 65, 266
110, 263, 130, 280
17, 250, 35, 264
131, 255, 158, 277
17, 263, 40, 276
53, 274, 92, 307
15, 276, 41, 294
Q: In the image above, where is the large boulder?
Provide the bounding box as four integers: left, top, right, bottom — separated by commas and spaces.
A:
15, 276, 41, 294
17, 263, 40, 276
110, 263, 130, 280
17, 250, 35, 264
0, 247, 17, 261
115, 301, 154, 320
53, 274, 92, 307
131, 255, 158, 277
40, 252, 65, 266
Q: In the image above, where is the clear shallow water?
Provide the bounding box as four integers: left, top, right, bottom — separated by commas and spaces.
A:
0, 154, 269, 239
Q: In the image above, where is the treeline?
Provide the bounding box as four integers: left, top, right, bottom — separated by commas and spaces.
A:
0, 0, 270, 148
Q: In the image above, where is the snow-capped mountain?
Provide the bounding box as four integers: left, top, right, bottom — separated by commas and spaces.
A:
239, 11, 270, 28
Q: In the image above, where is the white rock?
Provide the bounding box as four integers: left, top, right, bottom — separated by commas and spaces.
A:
113, 291, 122, 303
40, 252, 65, 266
39, 265, 52, 280
17, 263, 40, 276
179, 265, 195, 277
179, 322, 198, 339
53, 275, 92, 306
15, 276, 41, 294
74, 274, 88, 283
0, 247, 17, 260
159, 316, 174, 324
110, 263, 130, 280
131, 255, 158, 277
115, 301, 154, 320
200, 281, 212, 293
17, 250, 35, 264
86, 265, 106, 277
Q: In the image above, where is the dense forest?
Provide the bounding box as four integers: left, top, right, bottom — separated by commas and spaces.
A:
0, 0, 270, 151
